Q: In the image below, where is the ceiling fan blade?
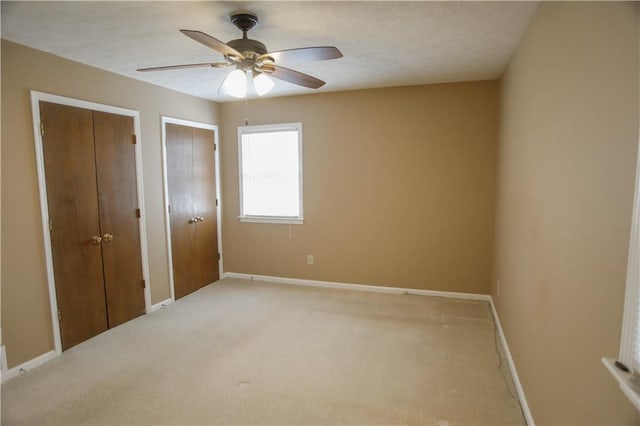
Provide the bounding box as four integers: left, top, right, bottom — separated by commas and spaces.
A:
268, 65, 325, 89
180, 29, 244, 60
137, 62, 230, 72
258, 47, 342, 63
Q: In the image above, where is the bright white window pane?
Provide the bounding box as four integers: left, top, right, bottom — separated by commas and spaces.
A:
239, 125, 302, 220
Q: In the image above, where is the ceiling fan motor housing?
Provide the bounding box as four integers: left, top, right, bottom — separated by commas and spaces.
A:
227, 38, 267, 56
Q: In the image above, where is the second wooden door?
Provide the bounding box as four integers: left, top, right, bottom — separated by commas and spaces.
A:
166, 123, 219, 299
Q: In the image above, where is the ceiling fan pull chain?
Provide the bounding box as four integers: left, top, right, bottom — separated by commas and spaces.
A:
244, 96, 249, 126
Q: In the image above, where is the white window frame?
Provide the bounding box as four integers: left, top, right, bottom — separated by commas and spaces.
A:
603, 126, 640, 411
237, 123, 304, 224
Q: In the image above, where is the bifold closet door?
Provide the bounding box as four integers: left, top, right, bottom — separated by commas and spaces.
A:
166, 123, 219, 300
40, 102, 109, 350
40, 102, 145, 350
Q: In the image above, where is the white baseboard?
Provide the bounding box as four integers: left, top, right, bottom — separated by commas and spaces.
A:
489, 299, 535, 425
222, 272, 492, 301
1, 350, 57, 383
223, 271, 533, 425
150, 298, 174, 312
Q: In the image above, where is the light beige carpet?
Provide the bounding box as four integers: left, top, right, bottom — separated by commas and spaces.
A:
1, 278, 524, 425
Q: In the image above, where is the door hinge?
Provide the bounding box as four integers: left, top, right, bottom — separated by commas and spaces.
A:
217, 253, 221, 260
168, 205, 171, 214
216, 199, 219, 207
135, 208, 141, 218
57, 309, 61, 321
141, 279, 146, 289
40, 122, 45, 137
132, 134, 137, 145
214, 143, 217, 151
49, 219, 53, 232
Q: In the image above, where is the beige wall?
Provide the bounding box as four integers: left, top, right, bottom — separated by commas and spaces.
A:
493, 2, 639, 424
1, 40, 220, 367
220, 81, 498, 294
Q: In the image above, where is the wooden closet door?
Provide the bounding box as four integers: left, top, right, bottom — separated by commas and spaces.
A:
166, 123, 196, 299
40, 101, 108, 350
192, 127, 220, 287
166, 123, 219, 299
93, 111, 146, 327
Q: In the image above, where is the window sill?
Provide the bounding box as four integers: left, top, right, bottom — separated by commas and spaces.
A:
239, 216, 304, 225
602, 357, 640, 411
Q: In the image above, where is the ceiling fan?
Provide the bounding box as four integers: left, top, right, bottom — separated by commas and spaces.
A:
137, 11, 343, 98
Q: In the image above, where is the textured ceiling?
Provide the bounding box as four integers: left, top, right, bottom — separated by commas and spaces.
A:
1, 1, 539, 102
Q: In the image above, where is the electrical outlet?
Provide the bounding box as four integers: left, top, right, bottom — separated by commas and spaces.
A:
307, 254, 314, 265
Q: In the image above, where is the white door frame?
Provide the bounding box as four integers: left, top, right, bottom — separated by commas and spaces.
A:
161, 116, 223, 302
30, 91, 152, 355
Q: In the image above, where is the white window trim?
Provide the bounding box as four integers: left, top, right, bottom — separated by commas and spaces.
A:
602, 358, 640, 411
237, 123, 304, 225
604, 113, 640, 411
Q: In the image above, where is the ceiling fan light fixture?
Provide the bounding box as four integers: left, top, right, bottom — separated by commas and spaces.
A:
220, 68, 247, 98
253, 73, 275, 96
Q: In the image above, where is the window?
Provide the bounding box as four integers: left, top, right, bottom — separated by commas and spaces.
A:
604, 146, 640, 410
238, 123, 303, 224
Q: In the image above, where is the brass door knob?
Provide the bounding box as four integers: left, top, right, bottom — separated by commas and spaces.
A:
189, 218, 197, 224
103, 233, 114, 242
91, 235, 102, 244
197, 216, 204, 222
